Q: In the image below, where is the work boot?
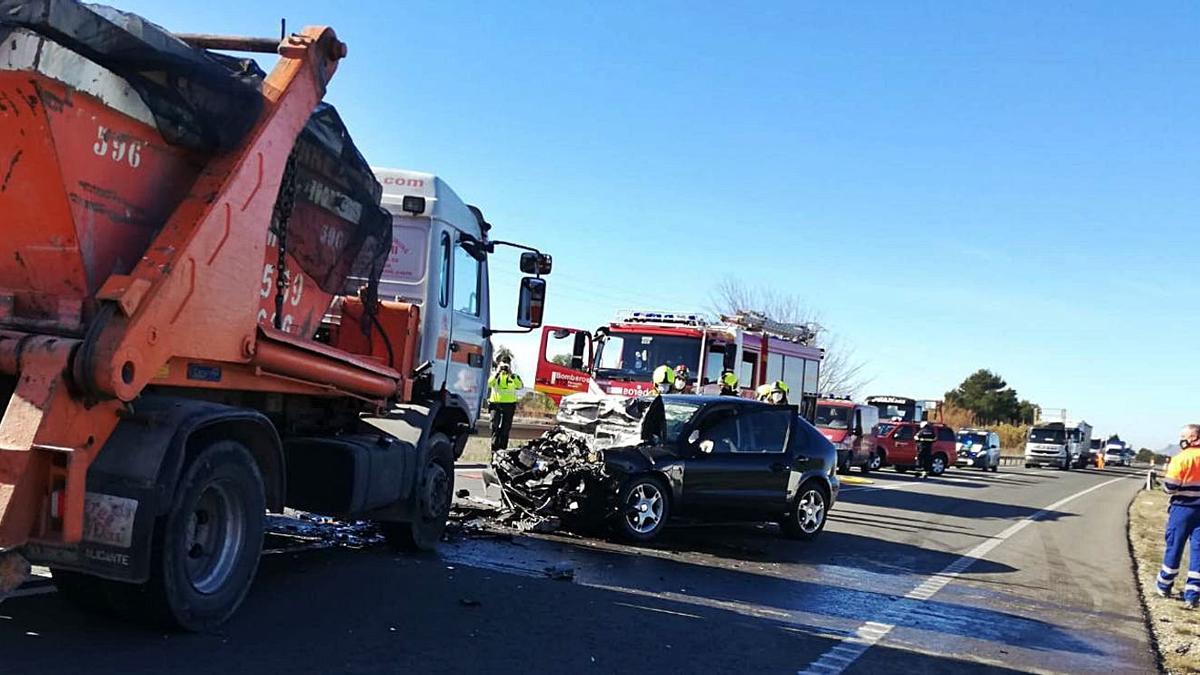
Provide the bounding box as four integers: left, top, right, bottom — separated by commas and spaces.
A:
1184, 598, 1199, 611
1155, 586, 1172, 599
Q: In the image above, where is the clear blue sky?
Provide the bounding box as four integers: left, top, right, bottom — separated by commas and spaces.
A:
129, 1, 1197, 450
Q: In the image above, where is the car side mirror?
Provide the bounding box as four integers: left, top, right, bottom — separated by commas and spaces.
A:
517, 277, 546, 329
698, 439, 714, 454
688, 430, 700, 445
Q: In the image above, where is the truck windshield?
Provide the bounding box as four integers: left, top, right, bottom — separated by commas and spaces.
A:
815, 405, 851, 429
595, 332, 701, 381
869, 402, 916, 422
1029, 428, 1066, 444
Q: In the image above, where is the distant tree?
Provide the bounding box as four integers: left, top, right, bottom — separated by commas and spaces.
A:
550, 353, 573, 367
944, 370, 1025, 425
1017, 400, 1038, 425
1135, 448, 1157, 464
710, 278, 870, 397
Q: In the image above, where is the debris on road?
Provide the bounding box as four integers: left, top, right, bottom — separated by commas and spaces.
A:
543, 562, 576, 581
264, 511, 384, 551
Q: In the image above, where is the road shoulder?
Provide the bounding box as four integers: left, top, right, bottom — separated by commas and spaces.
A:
1129, 486, 1200, 674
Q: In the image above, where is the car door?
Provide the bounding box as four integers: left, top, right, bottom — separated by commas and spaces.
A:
890, 425, 917, 465
681, 407, 792, 516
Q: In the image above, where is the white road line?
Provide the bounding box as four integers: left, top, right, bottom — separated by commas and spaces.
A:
797, 475, 1130, 675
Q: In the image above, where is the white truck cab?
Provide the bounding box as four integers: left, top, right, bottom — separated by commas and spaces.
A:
372, 168, 549, 425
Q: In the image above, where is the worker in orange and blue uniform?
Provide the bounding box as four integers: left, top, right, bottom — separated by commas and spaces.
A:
1156, 424, 1200, 609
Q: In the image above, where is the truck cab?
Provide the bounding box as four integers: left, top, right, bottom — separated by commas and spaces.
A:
371, 169, 492, 423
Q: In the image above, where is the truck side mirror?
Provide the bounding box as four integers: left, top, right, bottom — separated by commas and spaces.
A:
517, 277, 546, 328
520, 251, 553, 275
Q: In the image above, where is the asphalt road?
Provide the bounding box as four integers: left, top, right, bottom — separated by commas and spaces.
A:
0, 465, 1154, 674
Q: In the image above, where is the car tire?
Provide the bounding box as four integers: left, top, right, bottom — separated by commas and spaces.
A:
929, 453, 947, 477
613, 475, 670, 543
990, 458, 999, 473
781, 480, 830, 541
132, 440, 266, 631
861, 451, 877, 474
382, 432, 454, 552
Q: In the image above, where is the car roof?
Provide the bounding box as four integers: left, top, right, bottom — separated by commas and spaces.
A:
659, 394, 774, 408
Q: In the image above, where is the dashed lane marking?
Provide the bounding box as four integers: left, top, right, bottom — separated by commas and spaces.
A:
797, 475, 1131, 674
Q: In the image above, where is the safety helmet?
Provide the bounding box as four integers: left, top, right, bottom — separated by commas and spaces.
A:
720, 370, 738, 390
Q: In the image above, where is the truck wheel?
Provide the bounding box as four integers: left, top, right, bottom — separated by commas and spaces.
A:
837, 453, 850, 475
382, 432, 454, 552
781, 480, 829, 541
929, 454, 947, 477
613, 475, 670, 543
1059, 458, 1070, 471
145, 441, 265, 631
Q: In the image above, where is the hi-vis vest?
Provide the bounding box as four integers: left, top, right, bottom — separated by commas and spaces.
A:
1164, 447, 1200, 506
488, 373, 523, 404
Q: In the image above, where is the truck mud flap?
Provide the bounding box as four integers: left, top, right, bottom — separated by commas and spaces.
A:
22, 488, 157, 583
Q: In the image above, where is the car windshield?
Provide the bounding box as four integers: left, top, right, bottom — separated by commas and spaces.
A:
875, 422, 896, 436
661, 400, 703, 444
815, 405, 851, 429
1029, 428, 1066, 443
595, 332, 701, 381
958, 433, 988, 446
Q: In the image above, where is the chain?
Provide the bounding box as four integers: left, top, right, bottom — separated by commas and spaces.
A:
271, 156, 298, 330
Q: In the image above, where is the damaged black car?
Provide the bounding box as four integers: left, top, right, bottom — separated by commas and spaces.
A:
489, 394, 838, 543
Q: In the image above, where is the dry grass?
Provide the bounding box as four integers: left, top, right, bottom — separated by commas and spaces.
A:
938, 403, 1029, 457
1130, 488, 1200, 673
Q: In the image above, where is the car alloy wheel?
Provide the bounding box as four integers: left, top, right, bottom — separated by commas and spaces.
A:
797, 488, 826, 534
930, 455, 946, 476
624, 482, 665, 535
868, 452, 882, 471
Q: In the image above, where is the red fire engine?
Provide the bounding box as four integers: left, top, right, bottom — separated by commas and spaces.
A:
535, 310, 824, 417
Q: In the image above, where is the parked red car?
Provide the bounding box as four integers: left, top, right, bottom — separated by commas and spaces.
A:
874, 421, 958, 476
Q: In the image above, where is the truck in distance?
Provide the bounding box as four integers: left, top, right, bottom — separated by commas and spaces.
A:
1024, 410, 1092, 470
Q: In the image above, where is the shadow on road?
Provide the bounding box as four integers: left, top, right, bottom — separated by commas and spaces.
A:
837, 487, 1077, 523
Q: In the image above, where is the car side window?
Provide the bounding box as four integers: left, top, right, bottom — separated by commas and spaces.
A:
937, 426, 956, 442
737, 409, 791, 453
894, 426, 914, 441
698, 410, 740, 454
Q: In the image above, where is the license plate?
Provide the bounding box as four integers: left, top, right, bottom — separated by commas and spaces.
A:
83, 493, 138, 548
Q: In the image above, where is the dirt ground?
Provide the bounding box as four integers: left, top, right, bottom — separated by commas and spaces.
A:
1130, 487, 1200, 674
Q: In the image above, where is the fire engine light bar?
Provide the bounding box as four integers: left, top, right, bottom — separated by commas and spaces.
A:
616, 310, 709, 326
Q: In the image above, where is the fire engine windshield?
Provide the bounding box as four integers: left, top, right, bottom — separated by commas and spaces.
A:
815, 405, 851, 429
870, 401, 916, 422
595, 332, 701, 381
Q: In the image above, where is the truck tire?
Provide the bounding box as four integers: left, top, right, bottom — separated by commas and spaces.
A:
613, 475, 671, 543
382, 432, 454, 552
781, 480, 829, 541
143, 440, 265, 631
1059, 458, 1070, 471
